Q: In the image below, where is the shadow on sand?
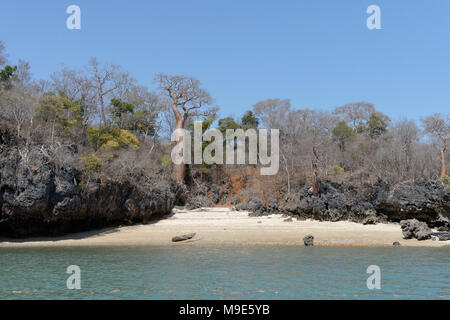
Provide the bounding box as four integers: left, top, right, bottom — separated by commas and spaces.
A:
0, 211, 176, 244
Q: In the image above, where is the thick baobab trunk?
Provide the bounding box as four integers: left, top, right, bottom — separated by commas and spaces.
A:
172, 112, 186, 185
440, 140, 447, 177
173, 162, 185, 185
157, 74, 213, 186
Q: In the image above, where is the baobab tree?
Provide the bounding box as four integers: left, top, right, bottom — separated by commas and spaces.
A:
421, 113, 449, 178
155, 74, 214, 184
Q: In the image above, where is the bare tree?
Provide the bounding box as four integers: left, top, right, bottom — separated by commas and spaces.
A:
86, 58, 136, 127
333, 102, 375, 131
421, 114, 449, 177
51, 66, 97, 144
1, 86, 36, 140
160, 98, 177, 139
279, 110, 303, 195
14, 60, 32, 88
31, 79, 52, 98
307, 110, 336, 194
155, 74, 214, 184
257, 102, 338, 195
253, 98, 290, 130
253, 99, 296, 193
51, 67, 84, 101
0, 41, 7, 66
0, 58, 36, 142
125, 85, 162, 141
391, 119, 420, 178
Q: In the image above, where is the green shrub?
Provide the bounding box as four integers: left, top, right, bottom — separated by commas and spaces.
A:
332, 165, 344, 176
38, 94, 82, 136
78, 180, 87, 190
200, 167, 211, 175
87, 126, 139, 151
81, 155, 102, 174
332, 121, 354, 150
441, 175, 450, 189
160, 155, 172, 168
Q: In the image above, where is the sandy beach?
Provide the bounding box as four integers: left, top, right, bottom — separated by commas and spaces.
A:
0, 207, 448, 248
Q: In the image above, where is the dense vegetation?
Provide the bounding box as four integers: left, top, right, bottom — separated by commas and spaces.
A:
0, 41, 448, 197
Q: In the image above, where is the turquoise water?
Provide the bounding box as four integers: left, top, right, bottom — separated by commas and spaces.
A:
0, 246, 449, 299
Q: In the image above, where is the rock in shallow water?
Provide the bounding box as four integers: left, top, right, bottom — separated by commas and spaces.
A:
172, 233, 196, 242
303, 234, 314, 246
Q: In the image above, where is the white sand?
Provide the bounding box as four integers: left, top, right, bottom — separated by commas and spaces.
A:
0, 207, 448, 248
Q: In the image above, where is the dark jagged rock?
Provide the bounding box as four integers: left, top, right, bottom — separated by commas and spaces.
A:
0, 131, 178, 238
375, 180, 450, 226
210, 184, 219, 204
185, 183, 214, 209
437, 233, 450, 241
186, 176, 448, 233
247, 198, 264, 212
267, 199, 279, 212
400, 219, 433, 240
236, 198, 266, 216
2, 120, 449, 238
186, 195, 213, 210
264, 179, 449, 230
186, 181, 230, 207
362, 210, 379, 225
247, 198, 265, 216
172, 233, 196, 242
303, 234, 314, 246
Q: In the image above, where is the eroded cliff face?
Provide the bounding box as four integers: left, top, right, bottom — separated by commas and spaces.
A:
1, 122, 449, 237
375, 179, 450, 225
0, 128, 179, 238
231, 179, 450, 229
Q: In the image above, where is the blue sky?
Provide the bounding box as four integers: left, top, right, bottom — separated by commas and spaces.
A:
1, 0, 449, 121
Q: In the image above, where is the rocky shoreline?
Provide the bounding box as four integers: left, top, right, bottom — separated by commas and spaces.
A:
1, 208, 448, 248
234, 180, 450, 229
188, 178, 450, 235
0, 128, 179, 238
1, 125, 449, 239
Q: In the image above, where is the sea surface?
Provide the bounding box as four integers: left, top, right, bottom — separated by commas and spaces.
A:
0, 246, 449, 299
